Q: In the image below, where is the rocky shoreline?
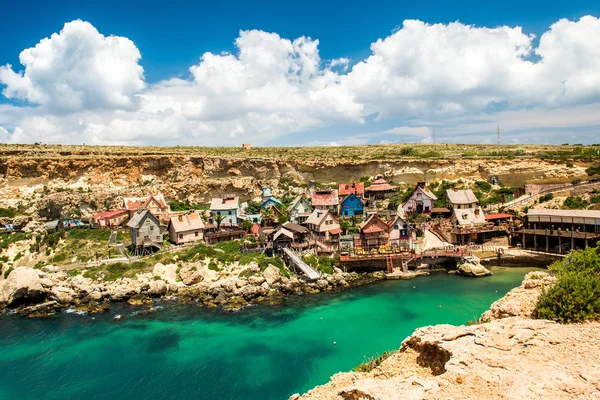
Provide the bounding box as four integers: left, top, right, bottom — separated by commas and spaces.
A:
0, 260, 386, 318
294, 271, 600, 400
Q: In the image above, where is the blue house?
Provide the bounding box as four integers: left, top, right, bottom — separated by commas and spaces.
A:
261, 187, 283, 209
340, 193, 365, 217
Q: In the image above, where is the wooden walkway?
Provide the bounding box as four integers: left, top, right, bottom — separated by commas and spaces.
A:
281, 248, 321, 280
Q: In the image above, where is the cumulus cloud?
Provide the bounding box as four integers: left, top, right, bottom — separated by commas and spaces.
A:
0, 20, 145, 112
1, 17, 600, 145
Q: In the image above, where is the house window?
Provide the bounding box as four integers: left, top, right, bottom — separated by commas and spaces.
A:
179, 234, 183, 239
393, 224, 399, 230
149, 225, 154, 231
195, 231, 199, 237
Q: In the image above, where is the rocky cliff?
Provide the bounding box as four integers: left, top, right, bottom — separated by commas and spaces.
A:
295, 272, 600, 400
0, 144, 593, 212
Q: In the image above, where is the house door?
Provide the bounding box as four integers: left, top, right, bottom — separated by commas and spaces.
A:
416, 202, 424, 213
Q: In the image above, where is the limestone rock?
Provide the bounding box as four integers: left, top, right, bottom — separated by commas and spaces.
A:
179, 265, 204, 286
481, 271, 556, 322
457, 261, 492, 277
248, 275, 266, 286
263, 265, 281, 285
0, 267, 44, 306
148, 280, 167, 296
153, 263, 178, 284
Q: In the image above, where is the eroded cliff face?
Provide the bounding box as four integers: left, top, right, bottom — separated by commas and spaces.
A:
0, 148, 592, 213
296, 272, 600, 400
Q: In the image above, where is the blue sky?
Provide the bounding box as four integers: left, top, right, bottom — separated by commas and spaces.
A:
1, 0, 600, 146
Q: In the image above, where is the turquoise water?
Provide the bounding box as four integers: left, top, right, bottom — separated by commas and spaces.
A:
0, 267, 537, 400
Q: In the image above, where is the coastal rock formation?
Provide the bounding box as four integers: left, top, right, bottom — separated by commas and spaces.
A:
480, 271, 557, 322
0, 267, 44, 307
456, 261, 492, 277
153, 263, 178, 284
297, 271, 600, 400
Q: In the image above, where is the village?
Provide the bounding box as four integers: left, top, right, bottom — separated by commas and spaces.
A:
9, 173, 595, 281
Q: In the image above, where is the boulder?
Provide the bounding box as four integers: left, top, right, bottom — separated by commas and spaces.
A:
179, 265, 204, 286
248, 275, 266, 286
148, 280, 167, 296
153, 263, 178, 284
457, 262, 492, 277
239, 285, 261, 300
49, 286, 75, 303
16, 301, 62, 318
263, 265, 281, 285
0, 267, 45, 306
316, 279, 329, 290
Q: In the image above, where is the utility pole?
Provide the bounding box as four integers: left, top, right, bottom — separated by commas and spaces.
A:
497, 124, 500, 145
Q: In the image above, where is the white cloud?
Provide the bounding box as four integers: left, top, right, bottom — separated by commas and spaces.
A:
0, 20, 145, 112
1, 17, 600, 145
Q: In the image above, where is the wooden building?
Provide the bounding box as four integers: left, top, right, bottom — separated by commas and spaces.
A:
311, 189, 339, 215
92, 209, 129, 227
358, 215, 390, 249
401, 182, 437, 215
338, 182, 365, 198
521, 209, 600, 253
167, 212, 205, 245
288, 196, 313, 224
339, 193, 365, 217
305, 209, 341, 252
209, 196, 240, 227
365, 175, 398, 200
123, 194, 170, 223
127, 210, 162, 255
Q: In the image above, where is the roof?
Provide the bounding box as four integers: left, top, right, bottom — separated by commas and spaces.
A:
359, 215, 389, 233
262, 197, 283, 207
328, 227, 342, 235
312, 190, 339, 206
127, 210, 159, 228
93, 209, 128, 219
527, 209, 600, 224
446, 189, 478, 205
168, 212, 205, 233
485, 213, 513, 220
409, 186, 438, 200
306, 209, 331, 226
123, 194, 168, 211
340, 193, 365, 205
273, 228, 294, 241
387, 215, 408, 227
431, 207, 452, 214
283, 221, 309, 234
453, 207, 487, 226
365, 176, 398, 192
339, 182, 365, 196
210, 197, 239, 211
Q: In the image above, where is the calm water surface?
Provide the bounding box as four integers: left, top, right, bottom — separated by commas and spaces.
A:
0, 267, 538, 400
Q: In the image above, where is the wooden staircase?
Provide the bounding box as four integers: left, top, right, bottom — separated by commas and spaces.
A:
386, 255, 394, 273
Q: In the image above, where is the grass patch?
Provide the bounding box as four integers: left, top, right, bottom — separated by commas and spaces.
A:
0, 232, 29, 251
3, 267, 14, 279
354, 351, 396, 372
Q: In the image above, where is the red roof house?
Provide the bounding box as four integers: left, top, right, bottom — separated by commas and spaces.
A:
365, 175, 398, 199
311, 189, 339, 215
92, 209, 129, 227
338, 182, 365, 197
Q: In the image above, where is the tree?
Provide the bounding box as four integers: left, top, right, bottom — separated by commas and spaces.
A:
277, 215, 288, 225
260, 207, 275, 226
245, 201, 262, 215
213, 214, 225, 231
340, 220, 350, 234
239, 219, 253, 231
388, 195, 402, 211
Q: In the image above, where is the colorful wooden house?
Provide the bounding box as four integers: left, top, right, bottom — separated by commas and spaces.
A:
92, 209, 129, 227
123, 194, 171, 223
358, 215, 390, 249
339, 193, 365, 217
387, 215, 411, 249
338, 182, 365, 198
288, 196, 313, 224
401, 182, 437, 215
167, 212, 205, 244
311, 189, 339, 215
365, 175, 398, 200
209, 196, 240, 227
261, 187, 283, 209
305, 209, 341, 252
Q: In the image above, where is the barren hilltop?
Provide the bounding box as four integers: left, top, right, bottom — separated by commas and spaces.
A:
1, 143, 598, 213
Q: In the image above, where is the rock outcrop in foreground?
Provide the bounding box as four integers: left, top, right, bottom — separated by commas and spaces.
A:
297, 272, 600, 400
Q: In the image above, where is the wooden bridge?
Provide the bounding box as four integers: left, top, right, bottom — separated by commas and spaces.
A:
340, 248, 471, 272
281, 247, 321, 280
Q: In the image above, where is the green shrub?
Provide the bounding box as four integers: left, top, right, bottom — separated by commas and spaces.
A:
0, 207, 17, 218
590, 195, 600, 204
474, 181, 492, 192
563, 196, 589, 209
13, 252, 22, 262
539, 193, 554, 203
208, 261, 221, 271
585, 166, 599, 176
535, 246, 600, 323
238, 268, 255, 278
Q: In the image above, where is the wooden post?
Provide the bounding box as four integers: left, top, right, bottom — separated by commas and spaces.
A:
533, 223, 537, 250
545, 229, 549, 252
